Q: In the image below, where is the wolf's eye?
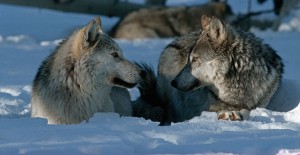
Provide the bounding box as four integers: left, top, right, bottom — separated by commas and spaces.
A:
192, 57, 198, 62
111, 52, 118, 58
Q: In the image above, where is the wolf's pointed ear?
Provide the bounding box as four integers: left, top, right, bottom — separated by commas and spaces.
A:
83, 17, 102, 48
93, 16, 102, 31
201, 15, 211, 31
202, 15, 226, 46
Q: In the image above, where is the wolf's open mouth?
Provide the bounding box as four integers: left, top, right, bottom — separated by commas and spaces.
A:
112, 78, 137, 88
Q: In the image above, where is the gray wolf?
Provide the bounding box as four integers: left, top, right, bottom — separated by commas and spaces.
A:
134, 15, 283, 123
110, 1, 232, 39
31, 17, 144, 124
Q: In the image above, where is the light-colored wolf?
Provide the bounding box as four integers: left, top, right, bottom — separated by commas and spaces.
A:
31, 17, 144, 124
134, 15, 283, 123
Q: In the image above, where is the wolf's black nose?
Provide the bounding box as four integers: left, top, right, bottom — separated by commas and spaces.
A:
171, 80, 177, 88
139, 70, 146, 79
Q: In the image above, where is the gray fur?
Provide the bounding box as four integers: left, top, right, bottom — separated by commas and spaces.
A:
134, 31, 211, 123
134, 15, 283, 123
31, 17, 142, 124
132, 63, 164, 122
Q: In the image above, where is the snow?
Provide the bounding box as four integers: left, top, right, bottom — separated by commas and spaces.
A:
0, 1, 300, 155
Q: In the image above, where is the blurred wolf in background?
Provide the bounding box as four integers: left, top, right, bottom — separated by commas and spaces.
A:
111, 1, 232, 39
134, 15, 283, 123
31, 17, 144, 124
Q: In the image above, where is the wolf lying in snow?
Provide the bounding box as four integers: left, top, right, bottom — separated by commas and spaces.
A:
31, 17, 144, 124
133, 15, 284, 123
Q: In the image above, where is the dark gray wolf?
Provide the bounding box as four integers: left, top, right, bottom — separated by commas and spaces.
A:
31, 17, 144, 124
134, 15, 283, 123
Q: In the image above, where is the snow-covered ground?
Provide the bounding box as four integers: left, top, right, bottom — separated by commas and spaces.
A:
0, 1, 300, 155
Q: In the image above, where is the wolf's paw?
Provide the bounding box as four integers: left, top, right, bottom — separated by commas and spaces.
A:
217, 109, 250, 121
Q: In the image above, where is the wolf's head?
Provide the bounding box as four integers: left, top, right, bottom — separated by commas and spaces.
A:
171, 15, 230, 92
68, 17, 144, 89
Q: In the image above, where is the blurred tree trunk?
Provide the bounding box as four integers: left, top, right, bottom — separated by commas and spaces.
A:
145, 0, 166, 6
0, 0, 153, 17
